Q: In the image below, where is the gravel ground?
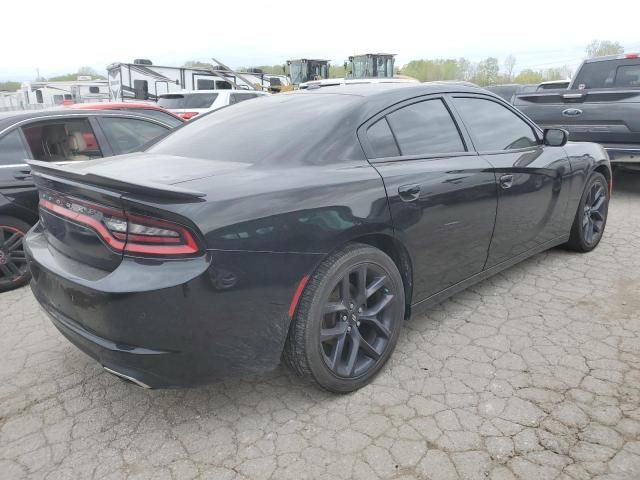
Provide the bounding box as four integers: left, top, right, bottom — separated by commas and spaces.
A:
1, 170, 639, 480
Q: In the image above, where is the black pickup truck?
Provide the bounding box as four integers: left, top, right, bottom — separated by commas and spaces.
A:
514, 54, 640, 168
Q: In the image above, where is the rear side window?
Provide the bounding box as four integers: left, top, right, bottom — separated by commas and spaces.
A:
0, 130, 29, 165
367, 118, 400, 158
158, 93, 218, 109
100, 117, 169, 154
22, 118, 102, 162
573, 59, 640, 89
453, 97, 537, 151
386, 99, 465, 156
229, 93, 258, 105
615, 65, 640, 87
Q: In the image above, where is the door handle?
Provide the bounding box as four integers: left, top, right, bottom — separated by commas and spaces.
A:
398, 184, 421, 202
13, 169, 32, 181
499, 174, 514, 189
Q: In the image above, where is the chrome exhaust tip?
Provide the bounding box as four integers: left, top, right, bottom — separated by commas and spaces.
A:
103, 366, 152, 389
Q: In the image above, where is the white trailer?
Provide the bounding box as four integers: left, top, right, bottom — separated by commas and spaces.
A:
0, 91, 21, 112
16, 80, 109, 109
107, 59, 290, 101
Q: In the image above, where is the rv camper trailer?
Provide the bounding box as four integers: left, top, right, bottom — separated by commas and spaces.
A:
14, 80, 109, 110
107, 59, 289, 101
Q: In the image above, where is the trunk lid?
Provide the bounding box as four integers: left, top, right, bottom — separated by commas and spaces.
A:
29, 154, 222, 271
514, 89, 640, 144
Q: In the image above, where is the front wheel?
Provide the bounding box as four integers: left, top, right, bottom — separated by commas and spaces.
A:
284, 244, 405, 392
0, 216, 31, 292
565, 172, 609, 252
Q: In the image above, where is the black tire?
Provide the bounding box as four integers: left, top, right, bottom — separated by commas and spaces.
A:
565, 172, 609, 252
0, 216, 31, 293
284, 243, 405, 393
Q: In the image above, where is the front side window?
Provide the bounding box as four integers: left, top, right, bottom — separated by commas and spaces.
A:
0, 130, 29, 165
453, 97, 538, 151
386, 99, 466, 156
100, 117, 169, 154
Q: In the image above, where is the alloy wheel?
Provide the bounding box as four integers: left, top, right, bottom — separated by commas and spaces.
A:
320, 263, 395, 378
0, 226, 28, 286
582, 182, 607, 245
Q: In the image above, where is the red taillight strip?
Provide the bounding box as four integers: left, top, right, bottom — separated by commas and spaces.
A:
39, 199, 199, 256
40, 198, 126, 250
288, 275, 310, 318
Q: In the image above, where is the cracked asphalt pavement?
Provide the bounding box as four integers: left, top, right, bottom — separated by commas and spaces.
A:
1, 171, 639, 480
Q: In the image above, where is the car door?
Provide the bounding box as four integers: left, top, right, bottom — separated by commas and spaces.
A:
359, 96, 498, 302
450, 94, 572, 268
0, 128, 37, 219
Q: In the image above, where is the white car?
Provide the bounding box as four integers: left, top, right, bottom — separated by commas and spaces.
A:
157, 90, 269, 120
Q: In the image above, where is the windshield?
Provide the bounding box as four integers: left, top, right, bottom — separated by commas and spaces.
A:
158, 93, 218, 109
289, 63, 305, 84
309, 62, 327, 80
352, 56, 372, 78
148, 93, 362, 165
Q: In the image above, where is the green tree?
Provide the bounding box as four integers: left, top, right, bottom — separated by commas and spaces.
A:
472, 57, 500, 86
0, 81, 21, 91
586, 40, 624, 58
503, 55, 516, 82
48, 67, 106, 82
329, 64, 345, 78
514, 69, 544, 84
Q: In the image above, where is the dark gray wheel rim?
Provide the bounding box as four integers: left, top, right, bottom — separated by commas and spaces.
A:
320, 263, 395, 378
0, 226, 28, 286
582, 181, 607, 245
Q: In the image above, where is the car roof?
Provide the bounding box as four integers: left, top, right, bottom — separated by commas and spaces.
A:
0, 109, 172, 135
158, 90, 267, 96
72, 102, 165, 110
294, 81, 489, 98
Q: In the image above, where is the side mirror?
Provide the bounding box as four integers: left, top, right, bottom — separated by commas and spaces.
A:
543, 128, 568, 147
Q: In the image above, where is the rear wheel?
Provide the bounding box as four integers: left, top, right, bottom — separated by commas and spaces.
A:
0, 216, 31, 292
565, 172, 609, 252
284, 244, 405, 392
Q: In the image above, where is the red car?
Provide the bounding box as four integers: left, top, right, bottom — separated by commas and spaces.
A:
70, 102, 185, 128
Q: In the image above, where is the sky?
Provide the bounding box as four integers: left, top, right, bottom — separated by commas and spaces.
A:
2, 0, 639, 82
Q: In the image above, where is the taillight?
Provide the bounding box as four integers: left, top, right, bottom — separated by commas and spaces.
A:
624, 53, 639, 59
39, 191, 200, 256
180, 112, 199, 120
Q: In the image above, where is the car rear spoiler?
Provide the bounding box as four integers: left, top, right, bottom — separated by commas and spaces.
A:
27, 160, 206, 200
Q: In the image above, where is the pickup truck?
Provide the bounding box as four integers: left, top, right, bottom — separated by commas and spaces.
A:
514, 53, 640, 168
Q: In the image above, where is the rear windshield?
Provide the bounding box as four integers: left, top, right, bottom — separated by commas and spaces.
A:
158, 93, 218, 109
148, 93, 363, 165
573, 58, 640, 89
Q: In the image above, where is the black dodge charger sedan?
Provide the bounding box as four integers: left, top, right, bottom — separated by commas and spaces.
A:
25, 83, 611, 392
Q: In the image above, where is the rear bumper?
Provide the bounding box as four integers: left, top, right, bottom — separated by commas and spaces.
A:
25, 224, 321, 388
